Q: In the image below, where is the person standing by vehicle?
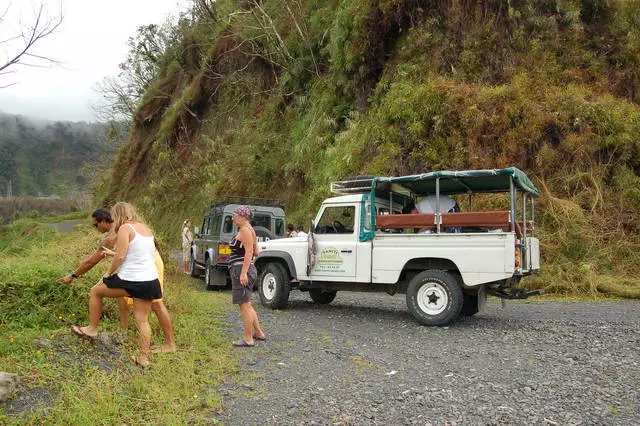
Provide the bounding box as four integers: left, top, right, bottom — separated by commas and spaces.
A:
181, 219, 193, 274
295, 225, 307, 238
72, 202, 162, 366
229, 205, 265, 347
286, 223, 298, 237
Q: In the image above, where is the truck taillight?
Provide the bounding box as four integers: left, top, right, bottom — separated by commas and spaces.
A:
218, 244, 231, 254
515, 240, 521, 268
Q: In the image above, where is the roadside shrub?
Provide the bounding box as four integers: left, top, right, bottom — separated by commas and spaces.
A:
0, 279, 89, 328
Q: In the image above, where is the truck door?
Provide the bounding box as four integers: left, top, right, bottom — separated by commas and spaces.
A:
195, 216, 211, 264
310, 204, 358, 280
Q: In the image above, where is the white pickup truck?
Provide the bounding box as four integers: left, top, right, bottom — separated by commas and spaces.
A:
255, 168, 541, 325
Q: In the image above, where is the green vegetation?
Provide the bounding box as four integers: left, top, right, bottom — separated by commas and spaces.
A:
98, 0, 640, 297
0, 217, 235, 423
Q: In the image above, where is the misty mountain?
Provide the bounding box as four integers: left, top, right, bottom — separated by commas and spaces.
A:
0, 111, 124, 197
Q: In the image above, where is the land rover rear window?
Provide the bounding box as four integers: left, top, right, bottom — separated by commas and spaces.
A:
252, 214, 271, 230
275, 218, 284, 236
211, 214, 222, 235
223, 215, 233, 233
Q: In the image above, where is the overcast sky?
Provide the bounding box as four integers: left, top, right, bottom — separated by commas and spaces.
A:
0, 0, 188, 122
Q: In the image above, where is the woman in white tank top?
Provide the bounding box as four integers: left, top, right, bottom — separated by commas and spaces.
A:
72, 202, 161, 367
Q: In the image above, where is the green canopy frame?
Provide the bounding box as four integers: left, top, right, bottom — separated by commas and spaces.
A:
359, 167, 539, 242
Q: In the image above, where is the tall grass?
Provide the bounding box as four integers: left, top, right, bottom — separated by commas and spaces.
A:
0, 217, 236, 424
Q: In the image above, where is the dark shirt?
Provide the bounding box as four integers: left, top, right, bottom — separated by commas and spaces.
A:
228, 235, 246, 265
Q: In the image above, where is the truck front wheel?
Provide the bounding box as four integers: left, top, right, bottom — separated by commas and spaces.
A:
309, 289, 337, 304
406, 270, 463, 326
259, 262, 290, 309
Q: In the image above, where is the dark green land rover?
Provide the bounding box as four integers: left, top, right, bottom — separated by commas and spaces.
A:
191, 197, 286, 289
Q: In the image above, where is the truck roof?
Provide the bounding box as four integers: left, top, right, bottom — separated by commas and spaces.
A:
377, 167, 539, 197
323, 194, 364, 204
332, 167, 539, 197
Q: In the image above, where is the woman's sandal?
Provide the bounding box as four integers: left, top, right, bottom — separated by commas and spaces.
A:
131, 355, 150, 367
232, 339, 255, 347
253, 334, 266, 341
71, 325, 97, 340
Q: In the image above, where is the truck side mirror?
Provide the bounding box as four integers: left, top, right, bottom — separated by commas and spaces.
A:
310, 220, 316, 233
194, 226, 200, 237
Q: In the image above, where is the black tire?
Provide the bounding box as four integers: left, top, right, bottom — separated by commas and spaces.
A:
190, 252, 200, 278
406, 270, 463, 326
461, 292, 479, 316
204, 257, 215, 291
258, 262, 290, 309
309, 289, 337, 304
254, 225, 276, 241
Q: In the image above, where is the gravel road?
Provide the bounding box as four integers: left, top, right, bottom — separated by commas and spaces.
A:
211, 290, 640, 425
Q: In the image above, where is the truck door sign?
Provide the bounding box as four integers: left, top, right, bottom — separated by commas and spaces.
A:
314, 247, 345, 273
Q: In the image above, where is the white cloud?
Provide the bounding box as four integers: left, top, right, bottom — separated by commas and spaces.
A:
0, 0, 187, 122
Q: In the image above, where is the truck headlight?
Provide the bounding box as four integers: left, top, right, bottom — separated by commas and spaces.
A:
218, 244, 231, 255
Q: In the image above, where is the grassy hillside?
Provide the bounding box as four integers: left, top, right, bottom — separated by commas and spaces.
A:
102, 0, 640, 297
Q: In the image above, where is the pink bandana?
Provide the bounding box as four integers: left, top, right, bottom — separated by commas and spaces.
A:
233, 205, 253, 219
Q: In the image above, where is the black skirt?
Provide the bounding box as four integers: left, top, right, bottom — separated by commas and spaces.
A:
103, 274, 162, 300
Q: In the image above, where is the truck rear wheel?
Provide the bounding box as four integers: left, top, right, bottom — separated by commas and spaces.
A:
259, 262, 290, 309
406, 270, 463, 326
309, 289, 337, 304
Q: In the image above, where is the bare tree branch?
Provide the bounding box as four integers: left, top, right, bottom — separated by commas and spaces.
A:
0, 2, 63, 85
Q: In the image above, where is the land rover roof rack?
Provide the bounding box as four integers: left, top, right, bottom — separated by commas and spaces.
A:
211, 196, 285, 209
331, 176, 379, 195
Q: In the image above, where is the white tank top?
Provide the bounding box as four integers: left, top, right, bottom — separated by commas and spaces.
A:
118, 224, 159, 281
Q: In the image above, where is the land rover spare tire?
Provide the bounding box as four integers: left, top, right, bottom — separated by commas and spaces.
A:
253, 226, 275, 242
258, 262, 290, 309
406, 270, 463, 326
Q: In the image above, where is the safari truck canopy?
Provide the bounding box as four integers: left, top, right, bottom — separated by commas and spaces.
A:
330, 167, 540, 242
375, 167, 539, 197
